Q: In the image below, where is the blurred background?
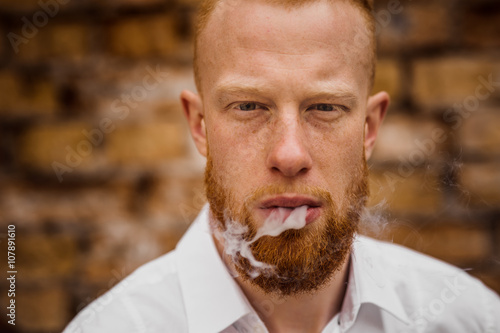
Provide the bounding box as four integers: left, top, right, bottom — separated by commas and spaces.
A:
0, 0, 499, 332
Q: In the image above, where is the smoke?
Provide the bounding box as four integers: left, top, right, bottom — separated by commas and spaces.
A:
213, 205, 308, 279
358, 200, 391, 237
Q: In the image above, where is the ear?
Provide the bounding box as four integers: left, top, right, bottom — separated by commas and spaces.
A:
180, 90, 207, 157
364, 91, 389, 160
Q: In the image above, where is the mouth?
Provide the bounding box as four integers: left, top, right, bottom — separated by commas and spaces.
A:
258, 195, 323, 225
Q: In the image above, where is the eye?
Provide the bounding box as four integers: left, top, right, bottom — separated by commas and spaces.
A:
310, 104, 346, 112
317, 104, 334, 111
236, 102, 259, 111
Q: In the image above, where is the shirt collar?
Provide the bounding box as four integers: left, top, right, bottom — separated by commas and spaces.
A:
175, 204, 253, 333
339, 235, 410, 331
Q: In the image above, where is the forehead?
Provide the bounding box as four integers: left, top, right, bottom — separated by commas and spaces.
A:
197, 0, 372, 98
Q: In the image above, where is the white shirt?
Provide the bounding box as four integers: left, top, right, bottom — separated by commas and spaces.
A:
64, 204, 500, 333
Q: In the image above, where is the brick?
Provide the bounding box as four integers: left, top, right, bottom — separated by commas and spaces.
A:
47, 24, 89, 59
376, 1, 451, 52
16, 286, 70, 332
9, 28, 43, 61
8, 30, 38, 61
24, 81, 58, 116
459, 162, 500, 207
26, 80, 58, 115
146, 174, 205, 226
108, 15, 179, 58
0, 71, 23, 112
0, 183, 131, 228
16, 23, 90, 62
17, 233, 77, 280
371, 114, 447, 164
106, 122, 187, 166
18, 122, 106, 175
0, 71, 57, 116
0, 0, 41, 12
368, 168, 443, 216
372, 58, 402, 101
458, 108, 500, 158
412, 57, 500, 107
407, 225, 492, 264
463, 3, 500, 48
7, 16, 52, 60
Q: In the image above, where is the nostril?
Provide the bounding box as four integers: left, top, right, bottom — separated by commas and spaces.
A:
298, 167, 309, 175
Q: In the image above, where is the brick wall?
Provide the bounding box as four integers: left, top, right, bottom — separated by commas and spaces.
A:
0, 0, 499, 332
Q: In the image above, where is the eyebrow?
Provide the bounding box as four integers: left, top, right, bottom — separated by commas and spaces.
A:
212, 80, 359, 108
213, 81, 271, 99
302, 81, 359, 107
303, 89, 359, 108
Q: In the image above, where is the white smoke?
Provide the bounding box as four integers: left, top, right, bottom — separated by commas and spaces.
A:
213, 205, 308, 278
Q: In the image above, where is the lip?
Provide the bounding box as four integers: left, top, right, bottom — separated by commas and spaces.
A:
259, 195, 322, 209
257, 195, 323, 225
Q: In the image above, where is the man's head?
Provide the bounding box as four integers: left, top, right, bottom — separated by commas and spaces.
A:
181, 0, 389, 296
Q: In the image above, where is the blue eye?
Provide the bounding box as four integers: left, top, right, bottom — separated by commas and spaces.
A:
237, 102, 258, 111
315, 104, 335, 111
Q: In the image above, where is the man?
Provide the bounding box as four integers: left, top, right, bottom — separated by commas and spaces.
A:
64, 0, 500, 332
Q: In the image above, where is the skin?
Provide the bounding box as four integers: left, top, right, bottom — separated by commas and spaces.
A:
181, 0, 389, 332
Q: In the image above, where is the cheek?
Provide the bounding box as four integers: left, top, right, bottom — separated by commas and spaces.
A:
206, 117, 264, 191
312, 119, 365, 199
315, 114, 365, 160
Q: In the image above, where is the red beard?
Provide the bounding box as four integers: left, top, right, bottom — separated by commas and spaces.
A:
205, 151, 369, 296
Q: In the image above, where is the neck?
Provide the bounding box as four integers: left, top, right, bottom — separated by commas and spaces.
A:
212, 232, 350, 333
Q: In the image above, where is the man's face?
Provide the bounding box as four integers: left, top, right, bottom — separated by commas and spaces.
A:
182, 0, 388, 295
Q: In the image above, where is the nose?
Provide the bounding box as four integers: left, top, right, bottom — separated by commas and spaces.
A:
266, 113, 313, 178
